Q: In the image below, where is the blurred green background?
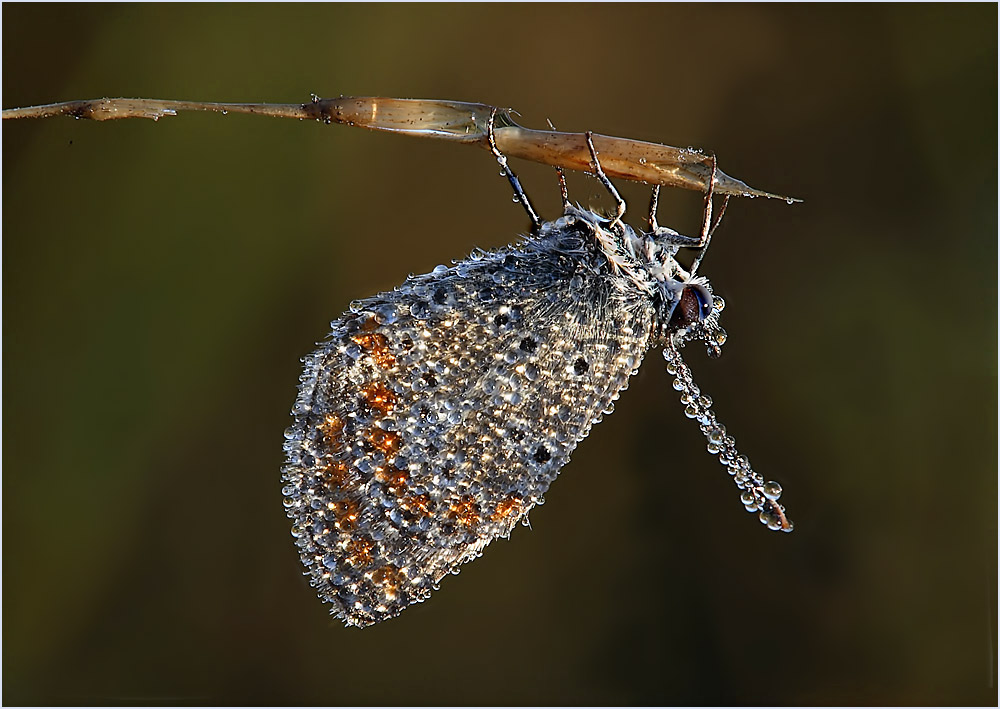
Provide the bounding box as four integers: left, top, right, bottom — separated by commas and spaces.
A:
3, 4, 996, 705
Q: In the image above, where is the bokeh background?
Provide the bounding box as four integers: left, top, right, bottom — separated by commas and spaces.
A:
3, 4, 996, 706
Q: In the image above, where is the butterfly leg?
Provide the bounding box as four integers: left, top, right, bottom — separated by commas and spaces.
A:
487, 107, 541, 231
647, 152, 731, 269
584, 131, 626, 232
554, 164, 571, 213
544, 119, 572, 213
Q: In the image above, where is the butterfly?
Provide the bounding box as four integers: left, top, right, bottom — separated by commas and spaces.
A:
280, 122, 792, 627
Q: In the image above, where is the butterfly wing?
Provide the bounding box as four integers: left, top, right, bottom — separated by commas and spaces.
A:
282, 216, 658, 626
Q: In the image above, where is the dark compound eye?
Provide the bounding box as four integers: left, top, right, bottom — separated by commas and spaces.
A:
681, 283, 713, 323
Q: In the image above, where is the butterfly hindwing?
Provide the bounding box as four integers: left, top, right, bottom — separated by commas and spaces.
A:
282, 215, 657, 626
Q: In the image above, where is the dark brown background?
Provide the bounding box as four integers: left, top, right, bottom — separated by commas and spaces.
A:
4, 4, 996, 705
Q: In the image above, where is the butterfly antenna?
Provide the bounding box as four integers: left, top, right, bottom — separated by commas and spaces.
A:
662, 343, 793, 532
690, 153, 730, 277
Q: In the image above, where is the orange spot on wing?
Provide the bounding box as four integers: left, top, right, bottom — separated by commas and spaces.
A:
360, 382, 397, 415
491, 495, 523, 522
400, 494, 432, 517
319, 413, 344, 449
375, 465, 409, 494
352, 331, 396, 368
321, 460, 351, 491
449, 496, 480, 528
370, 565, 403, 599
346, 537, 374, 567
367, 429, 401, 455
331, 499, 360, 530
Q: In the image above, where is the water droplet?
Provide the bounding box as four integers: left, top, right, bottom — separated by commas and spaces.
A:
375, 303, 399, 324
763, 481, 782, 500
410, 300, 430, 319
345, 343, 364, 360
760, 509, 783, 530
707, 426, 726, 445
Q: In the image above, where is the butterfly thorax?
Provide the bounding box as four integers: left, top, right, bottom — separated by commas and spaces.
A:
549, 206, 719, 348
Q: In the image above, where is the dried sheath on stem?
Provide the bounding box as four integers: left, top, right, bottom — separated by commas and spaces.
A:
2, 95, 797, 202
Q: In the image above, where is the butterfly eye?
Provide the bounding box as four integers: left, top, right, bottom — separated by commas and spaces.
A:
676, 282, 714, 327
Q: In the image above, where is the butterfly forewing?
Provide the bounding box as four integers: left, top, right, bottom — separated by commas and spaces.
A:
282, 215, 658, 626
